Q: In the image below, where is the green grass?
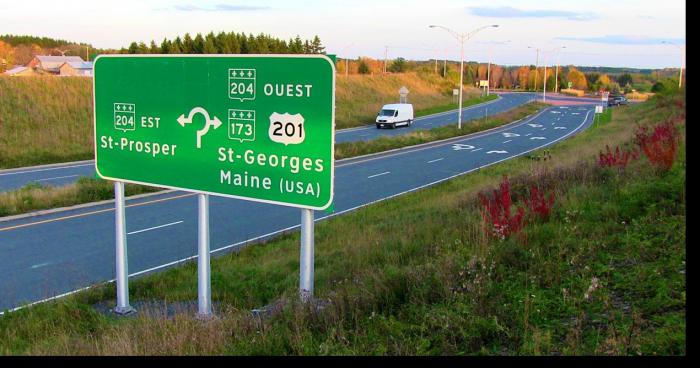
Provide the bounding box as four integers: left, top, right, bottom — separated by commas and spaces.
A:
0, 178, 160, 217
335, 102, 545, 160
594, 107, 613, 125
414, 94, 498, 118
0, 91, 685, 355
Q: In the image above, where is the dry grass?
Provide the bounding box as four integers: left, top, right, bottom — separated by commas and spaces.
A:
0, 76, 93, 168
625, 91, 654, 101
560, 88, 585, 97
0, 178, 159, 217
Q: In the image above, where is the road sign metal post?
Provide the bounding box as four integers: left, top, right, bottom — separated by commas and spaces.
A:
95, 55, 335, 315
114, 181, 134, 315
299, 208, 314, 302
197, 193, 212, 318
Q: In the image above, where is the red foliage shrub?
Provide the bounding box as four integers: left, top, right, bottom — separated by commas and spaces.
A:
634, 121, 678, 170
598, 145, 639, 168
479, 176, 526, 239
525, 185, 556, 221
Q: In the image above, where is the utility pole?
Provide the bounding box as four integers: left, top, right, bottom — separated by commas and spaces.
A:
384, 46, 388, 74
543, 62, 547, 102
554, 46, 566, 93
487, 48, 491, 96
663, 41, 685, 88
443, 48, 447, 77
534, 48, 539, 92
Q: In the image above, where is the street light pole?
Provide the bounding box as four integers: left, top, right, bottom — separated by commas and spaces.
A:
430, 24, 499, 129
663, 41, 685, 88
486, 40, 510, 96
554, 46, 566, 94
487, 48, 491, 96
443, 48, 447, 77
528, 47, 540, 92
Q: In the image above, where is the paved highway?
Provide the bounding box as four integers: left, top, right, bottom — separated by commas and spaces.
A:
0, 92, 542, 192
0, 101, 596, 312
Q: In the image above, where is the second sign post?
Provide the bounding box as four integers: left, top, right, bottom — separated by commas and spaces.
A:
94, 55, 336, 316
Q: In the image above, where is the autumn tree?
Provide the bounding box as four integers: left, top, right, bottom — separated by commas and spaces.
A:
566, 66, 588, 90
0, 40, 14, 70
515, 67, 529, 89
489, 64, 504, 89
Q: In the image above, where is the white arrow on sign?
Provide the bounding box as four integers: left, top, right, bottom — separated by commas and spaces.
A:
487, 150, 508, 154
452, 143, 476, 151
527, 123, 543, 128
502, 132, 520, 138
177, 107, 223, 149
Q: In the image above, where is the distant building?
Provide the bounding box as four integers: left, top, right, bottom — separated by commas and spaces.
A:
59, 61, 94, 77
28, 55, 85, 74
3, 65, 39, 77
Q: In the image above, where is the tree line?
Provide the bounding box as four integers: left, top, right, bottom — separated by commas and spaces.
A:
341, 56, 680, 94
125, 32, 325, 55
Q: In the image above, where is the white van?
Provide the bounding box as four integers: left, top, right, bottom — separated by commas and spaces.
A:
375, 103, 414, 129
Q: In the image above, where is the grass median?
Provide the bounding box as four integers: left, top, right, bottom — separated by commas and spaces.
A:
1, 99, 534, 218
0, 91, 685, 355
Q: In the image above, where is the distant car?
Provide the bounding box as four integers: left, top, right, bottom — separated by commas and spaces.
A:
607, 95, 628, 107
376, 103, 414, 129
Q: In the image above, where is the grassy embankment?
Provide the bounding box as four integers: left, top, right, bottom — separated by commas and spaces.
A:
0, 92, 685, 355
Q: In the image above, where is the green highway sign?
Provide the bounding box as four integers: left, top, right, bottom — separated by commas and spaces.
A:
94, 55, 335, 210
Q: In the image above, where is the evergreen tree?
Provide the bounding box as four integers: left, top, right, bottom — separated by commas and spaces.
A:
216, 32, 230, 54
127, 42, 138, 54
193, 33, 205, 54
203, 34, 218, 54
310, 35, 325, 54
171, 37, 183, 54
182, 33, 194, 54
137, 42, 149, 54
149, 40, 160, 54
160, 38, 171, 54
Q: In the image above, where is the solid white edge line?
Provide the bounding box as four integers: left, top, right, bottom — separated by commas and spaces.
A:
127, 221, 184, 235
0, 108, 592, 316
367, 171, 390, 179
36, 174, 80, 182
0, 163, 94, 177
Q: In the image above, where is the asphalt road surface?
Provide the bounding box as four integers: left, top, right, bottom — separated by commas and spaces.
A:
0, 101, 596, 312
0, 92, 544, 192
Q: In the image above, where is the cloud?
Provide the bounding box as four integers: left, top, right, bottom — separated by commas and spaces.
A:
174, 4, 270, 12
555, 35, 685, 45
468, 6, 597, 21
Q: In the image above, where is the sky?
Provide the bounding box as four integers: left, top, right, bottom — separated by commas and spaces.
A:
0, 0, 686, 69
